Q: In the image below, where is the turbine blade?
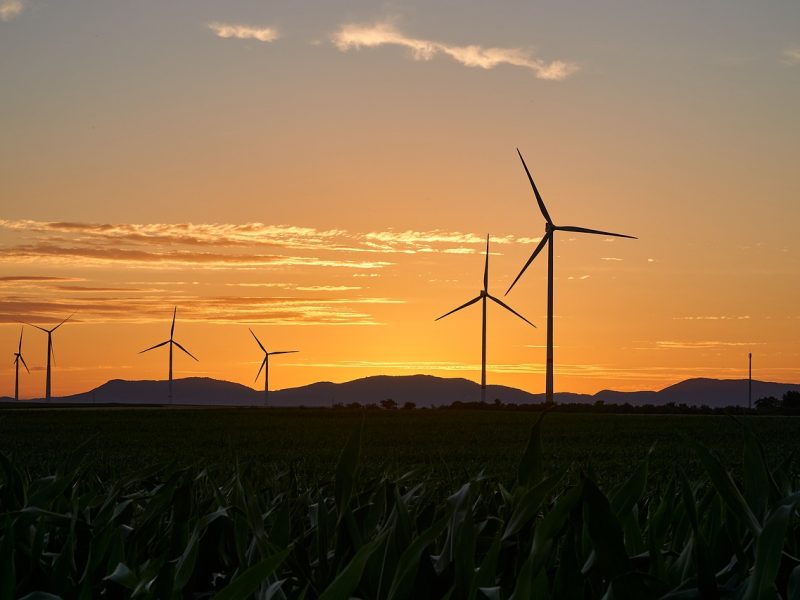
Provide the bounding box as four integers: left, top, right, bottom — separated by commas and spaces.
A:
170, 307, 177, 339
249, 328, 266, 353
505, 232, 551, 295
23, 322, 50, 334
255, 357, 266, 381
18, 327, 23, 353
487, 294, 536, 327
50, 341, 56, 366
19, 355, 29, 374
51, 313, 74, 332
139, 340, 170, 354
517, 148, 552, 223
269, 350, 299, 356
173, 340, 199, 361
483, 234, 489, 292
435, 296, 482, 321
557, 225, 637, 239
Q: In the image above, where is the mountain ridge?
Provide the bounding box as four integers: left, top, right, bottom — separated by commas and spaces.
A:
3, 375, 800, 408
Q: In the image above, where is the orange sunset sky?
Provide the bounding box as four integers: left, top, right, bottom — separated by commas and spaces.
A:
1, 1, 798, 398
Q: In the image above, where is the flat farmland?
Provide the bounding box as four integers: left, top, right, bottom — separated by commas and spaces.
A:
1, 407, 797, 487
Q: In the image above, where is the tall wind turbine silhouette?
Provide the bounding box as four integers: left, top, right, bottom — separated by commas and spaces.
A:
505, 149, 636, 404
27, 315, 72, 400
437, 235, 535, 403
249, 329, 298, 406
139, 307, 198, 403
12, 327, 29, 401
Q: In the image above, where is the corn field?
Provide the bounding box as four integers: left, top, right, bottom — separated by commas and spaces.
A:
1, 414, 799, 599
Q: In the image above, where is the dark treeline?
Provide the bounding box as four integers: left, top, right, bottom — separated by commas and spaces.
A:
332, 390, 800, 415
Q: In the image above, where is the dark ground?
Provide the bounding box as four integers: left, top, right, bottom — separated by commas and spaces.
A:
1, 408, 798, 490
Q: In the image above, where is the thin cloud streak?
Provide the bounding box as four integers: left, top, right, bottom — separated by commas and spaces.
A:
783, 48, 800, 65
208, 23, 279, 42
653, 340, 763, 350
286, 360, 759, 383
673, 315, 751, 321
332, 22, 577, 80
0, 244, 392, 270
0, 295, 403, 326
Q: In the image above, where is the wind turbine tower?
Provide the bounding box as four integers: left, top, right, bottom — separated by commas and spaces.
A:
436, 235, 535, 403
140, 307, 198, 402
27, 315, 72, 401
249, 329, 298, 406
12, 327, 29, 401
506, 149, 636, 404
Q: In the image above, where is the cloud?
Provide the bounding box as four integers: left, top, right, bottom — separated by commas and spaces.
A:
783, 48, 800, 65
0, 243, 393, 270
600, 257, 623, 262
673, 315, 751, 321
208, 23, 279, 43
0, 0, 23, 22
654, 340, 762, 350
332, 22, 577, 80
285, 359, 757, 384
0, 295, 403, 326
0, 220, 539, 260
295, 285, 362, 291
0, 276, 84, 285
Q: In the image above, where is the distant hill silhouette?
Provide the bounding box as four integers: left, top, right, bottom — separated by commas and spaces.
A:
3, 375, 800, 409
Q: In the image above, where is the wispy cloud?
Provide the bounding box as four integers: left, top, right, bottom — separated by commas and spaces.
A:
0, 295, 403, 326
0, 220, 539, 260
332, 22, 577, 80
0, 0, 23, 22
0, 276, 84, 285
286, 359, 757, 384
782, 48, 800, 65
673, 315, 751, 321
295, 285, 362, 291
654, 340, 762, 350
208, 23, 279, 43
0, 243, 392, 270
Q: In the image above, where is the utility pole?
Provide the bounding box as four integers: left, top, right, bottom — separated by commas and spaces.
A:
748, 352, 752, 410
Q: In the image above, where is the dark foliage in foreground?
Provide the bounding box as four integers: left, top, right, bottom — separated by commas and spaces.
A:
1, 415, 800, 599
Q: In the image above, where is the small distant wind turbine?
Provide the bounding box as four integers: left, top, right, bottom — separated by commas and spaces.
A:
506, 149, 636, 404
139, 307, 198, 403
436, 235, 535, 403
249, 329, 298, 406
26, 314, 72, 401
12, 327, 29, 401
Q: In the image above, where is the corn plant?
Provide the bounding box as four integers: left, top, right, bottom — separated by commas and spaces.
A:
1, 413, 799, 598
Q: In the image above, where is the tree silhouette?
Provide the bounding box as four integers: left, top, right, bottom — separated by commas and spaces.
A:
782, 391, 800, 410
755, 396, 780, 411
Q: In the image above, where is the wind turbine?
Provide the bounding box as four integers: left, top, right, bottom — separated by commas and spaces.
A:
249, 329, 298, 406
505, 149, 636, 404
27, 314, 72, 401
12, 327, 29, 401
139, 307, 198, 403
436, 235, 535, 403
